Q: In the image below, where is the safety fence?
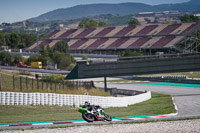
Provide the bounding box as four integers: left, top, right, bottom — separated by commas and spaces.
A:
0, 91, 151, 108
0, 73, 94, 92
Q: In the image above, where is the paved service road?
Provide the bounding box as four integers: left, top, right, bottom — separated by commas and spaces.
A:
95, 82, 200, 116
0, 66, 70, 74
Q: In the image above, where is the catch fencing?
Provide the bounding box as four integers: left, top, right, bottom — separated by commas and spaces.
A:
0, 73, 94, 92
0, 91, 151, 108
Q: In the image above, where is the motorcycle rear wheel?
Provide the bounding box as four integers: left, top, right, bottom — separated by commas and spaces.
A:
82, 112, 94, 122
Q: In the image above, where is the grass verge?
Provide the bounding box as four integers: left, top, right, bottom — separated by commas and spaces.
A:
0, 93, 176, 123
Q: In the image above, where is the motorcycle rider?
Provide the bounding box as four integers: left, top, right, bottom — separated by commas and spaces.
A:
82, 101, 100, 113
81, 101, 110, 121
82, 101, 92, 111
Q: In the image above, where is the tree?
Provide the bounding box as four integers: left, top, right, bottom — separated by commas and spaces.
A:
79, 18, 107, 28
20, 33, 36, 48
165, 20, 172, 24
9, 33, 21, 48
0, 51, 12, 65
82, 55, 88, 60
121, 50, 143, 57
12, 54, 22, 66
53, 51, 71, 69
0, 31, 6, 46
79, 18, 90, 28
27, 55, 40, 65
53, 41, 69, 55
98, 21, 108, 27
39, 47, 50, 66
128, 19, 140, 26
180, 14, 200, 23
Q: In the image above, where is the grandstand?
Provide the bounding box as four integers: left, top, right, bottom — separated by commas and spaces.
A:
27, 23, 200, 54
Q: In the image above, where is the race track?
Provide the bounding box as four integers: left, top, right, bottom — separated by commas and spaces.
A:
95, 82, 200, 116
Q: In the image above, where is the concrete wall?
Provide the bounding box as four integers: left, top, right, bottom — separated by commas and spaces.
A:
67, 54, 200, 79
0, 91, 151, 108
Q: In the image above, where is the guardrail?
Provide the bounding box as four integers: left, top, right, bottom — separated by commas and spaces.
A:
118, 53, 200, 61
0, 91, 151, 108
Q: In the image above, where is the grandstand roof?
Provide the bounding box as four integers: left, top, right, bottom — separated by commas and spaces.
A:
27, 23, 200, 52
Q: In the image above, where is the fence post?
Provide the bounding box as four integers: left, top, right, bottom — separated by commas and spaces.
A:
0, 73, 1, 91
59, 82, 60, 90
26, 77, 28, 89
20, 76, 22, 91
76, 81, 78, 89
63, 81, 64, 91
46, 81, 48, 90
37, 79, 39, 90
32, 78, 33, 90
50, 81, 52, 92
55, 82, 57, 92
42, 79, 43, 90
13, 75, 15, 90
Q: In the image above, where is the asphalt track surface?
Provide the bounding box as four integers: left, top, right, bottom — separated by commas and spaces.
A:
95, 82, 200, 116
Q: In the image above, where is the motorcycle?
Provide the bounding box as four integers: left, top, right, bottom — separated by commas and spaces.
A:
78, 106, 112, 122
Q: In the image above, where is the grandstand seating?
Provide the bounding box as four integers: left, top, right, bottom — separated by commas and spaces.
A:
50, 30, 67, 39
107, 38, 130, 49
136, 25, 158, 35
115, 26, 135, 36
43, 30, 60, 39
69, 29, 85, 38
147, 25, 168, 35
78, 39, 97, 49
171, 23, 191, 34
98, 38, 118, 49
151, 36, 176, 48
32, 40, 52, 51
164, 36, 184, 48
128, 37, 151, 49
75, 28, 96, 38
58, 29, 77, 38
94, 27, 115, 37
68, 40, 79, 47
27, 41, 43, 51
157, 24, 181, 35
181, 23, 199, 34
105, 26, 124, 37
86, 28, 104, 37
87, 38, 108, 49
49, 40, 59, 48
127, 26, 144, 36
70, 39, 89, 49
140, 37, 162, 48
118, 38, 138, 49
27, 23, 199, 52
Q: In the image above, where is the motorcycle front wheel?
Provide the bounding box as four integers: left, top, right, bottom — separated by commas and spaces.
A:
104, 113, 112, 121
82, 112, 94, 122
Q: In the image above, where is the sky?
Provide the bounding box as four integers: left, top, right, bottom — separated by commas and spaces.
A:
0, 0, 189, 24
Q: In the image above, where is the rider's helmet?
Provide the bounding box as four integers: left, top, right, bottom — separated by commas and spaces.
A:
85, 101, 90, 105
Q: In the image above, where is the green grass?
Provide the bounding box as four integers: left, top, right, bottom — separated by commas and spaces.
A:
0, 93, 176, 123
106, 93, 176, 118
